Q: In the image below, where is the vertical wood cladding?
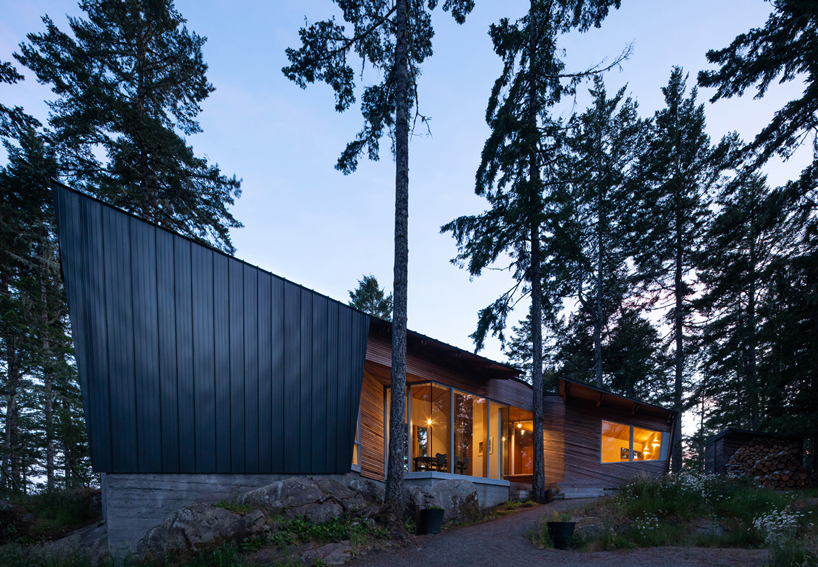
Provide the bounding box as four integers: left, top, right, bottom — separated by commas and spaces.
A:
53, 183, 369, 474
360, 371, 385, 480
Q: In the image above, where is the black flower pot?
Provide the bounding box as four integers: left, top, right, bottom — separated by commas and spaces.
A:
417, 508, 445, 535
547, 521, 576, 549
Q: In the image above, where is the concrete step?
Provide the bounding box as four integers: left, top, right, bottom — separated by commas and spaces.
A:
558, 488, 610, 499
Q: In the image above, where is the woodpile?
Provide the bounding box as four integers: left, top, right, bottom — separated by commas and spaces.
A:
727, 437, 811, 489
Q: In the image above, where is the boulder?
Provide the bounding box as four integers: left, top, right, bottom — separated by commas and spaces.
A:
240, 477, 323, 516
135, 504, 265, 564
39, 522, 109, 564
301, 541, 353, 565
348, 478, 385, 505
402, 485, 442, 520
695, 520, 724, 537
240, 477, 366, 523
427, 479, 480, 523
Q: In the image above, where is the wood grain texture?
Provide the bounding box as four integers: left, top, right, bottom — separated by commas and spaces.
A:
543, 395, 565, 486
561, 399, 670, 489
366, 333, 531, 412
360, 371, 385, 481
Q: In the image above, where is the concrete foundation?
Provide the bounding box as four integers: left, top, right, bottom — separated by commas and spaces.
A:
404, 471, 510, 508
102, 472, 361, 554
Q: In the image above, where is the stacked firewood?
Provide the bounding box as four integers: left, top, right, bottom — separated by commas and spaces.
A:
727, 437, 811, 489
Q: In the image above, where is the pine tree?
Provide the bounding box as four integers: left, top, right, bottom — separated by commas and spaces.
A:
697, 173, 785, 433
282, 0, 476, 526
564, 77, 644, 388
349, 275, 393, 321
698, 0, 818, 470
631, 67, 732, 472
443, 0, 624, 502
16, 0, 242, 254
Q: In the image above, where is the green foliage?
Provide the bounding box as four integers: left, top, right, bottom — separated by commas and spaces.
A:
280, 516, 387, 544
213, 500, 254, 516
573, 472, 818, 553
528, 521, 554, 549
16, 0, 242, 254
283, 0, 475, 174
348, 275, 393, 321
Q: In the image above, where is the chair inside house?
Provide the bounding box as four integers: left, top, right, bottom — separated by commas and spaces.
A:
435, 453, 448, 472
455, 456, 470, 475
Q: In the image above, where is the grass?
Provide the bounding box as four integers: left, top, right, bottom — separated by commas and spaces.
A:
213, 500, 255, 515
535, 472, 818, 564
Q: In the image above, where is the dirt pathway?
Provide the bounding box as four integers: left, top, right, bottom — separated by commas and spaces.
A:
351, 500, 768, 567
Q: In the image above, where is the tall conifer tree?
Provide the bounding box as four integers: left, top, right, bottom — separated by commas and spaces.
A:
283, 0, 476, 525
631, 67, 731, 472
565, 77, 643, 388
17, 0, 242, 253
443, 0, 623, 502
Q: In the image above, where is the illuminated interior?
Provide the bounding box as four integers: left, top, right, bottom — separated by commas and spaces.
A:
633, 426, 662, 461
601, 420, 662, 463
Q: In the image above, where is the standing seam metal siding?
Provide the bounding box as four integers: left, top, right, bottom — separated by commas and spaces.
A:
53, 183, 370, 474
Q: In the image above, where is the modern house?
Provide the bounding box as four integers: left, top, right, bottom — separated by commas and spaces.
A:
52, 182, 677, 551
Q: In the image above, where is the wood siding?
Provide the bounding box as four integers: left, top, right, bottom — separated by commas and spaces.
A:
561, 399, 670, 488
543, 395, 565, 485
365, 333, 532, 411
54, 183, 369, 474
360, 371, 385, 480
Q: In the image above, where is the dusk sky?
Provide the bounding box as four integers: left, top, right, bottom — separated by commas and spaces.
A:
1, 0, 811, 364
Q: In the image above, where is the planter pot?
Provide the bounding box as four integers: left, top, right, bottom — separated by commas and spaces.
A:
417, 508, 445, 535
547, 521, 576, 550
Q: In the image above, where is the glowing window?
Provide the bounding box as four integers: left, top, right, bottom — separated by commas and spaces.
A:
601, 420, 662, 463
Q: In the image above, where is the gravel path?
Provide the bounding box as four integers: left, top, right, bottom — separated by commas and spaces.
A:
351, 500, 769, 567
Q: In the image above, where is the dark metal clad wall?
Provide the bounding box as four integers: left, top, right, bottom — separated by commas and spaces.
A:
52, 183, 369, 474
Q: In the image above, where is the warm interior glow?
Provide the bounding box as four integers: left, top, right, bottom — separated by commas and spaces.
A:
633, 427, 662, 461
601, 421, 663, 462
601, 421, 631, 463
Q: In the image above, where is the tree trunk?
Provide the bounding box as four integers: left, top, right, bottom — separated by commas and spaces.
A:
40, 243, 55, 490
382, 0, 410, 529
528, 0, 547, 503
594, 183, 604, 388
672, 209, 684, 473
748, 222, 758, 430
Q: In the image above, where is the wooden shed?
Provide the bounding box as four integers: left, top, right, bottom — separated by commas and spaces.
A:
704, 428, 802, 476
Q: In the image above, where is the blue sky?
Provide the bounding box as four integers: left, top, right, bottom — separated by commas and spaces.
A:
0, 0, 811, 364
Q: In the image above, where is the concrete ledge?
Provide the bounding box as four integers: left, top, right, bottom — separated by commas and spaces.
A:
404, 472, 510, 508
102, 472, 359, 555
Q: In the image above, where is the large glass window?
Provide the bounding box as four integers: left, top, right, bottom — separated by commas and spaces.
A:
506, 407, 534, 476
601, 420, 663, 463
633, 426, 662, 461
489, 403, 506, 479
453, 391, 488, 477
383, 382, 531, 480
409, 383, 451, 472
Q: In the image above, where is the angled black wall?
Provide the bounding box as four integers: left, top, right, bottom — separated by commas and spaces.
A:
53, 183, 370, 474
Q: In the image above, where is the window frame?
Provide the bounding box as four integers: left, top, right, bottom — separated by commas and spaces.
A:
599, 419, 664, 464
351, 407, 361, 472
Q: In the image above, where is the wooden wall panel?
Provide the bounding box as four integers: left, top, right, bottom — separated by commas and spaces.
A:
561, 400, 670, 488
360, 371, 385, 481
366, 333, 531, 409
543, 395, 565, 485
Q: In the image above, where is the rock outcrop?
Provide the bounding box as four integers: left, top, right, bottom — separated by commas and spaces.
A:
135, 504, 266, 563
403, 479, 480, 523
239, 477, 367, 522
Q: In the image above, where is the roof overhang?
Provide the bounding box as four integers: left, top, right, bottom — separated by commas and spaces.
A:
368, 318, 521, 381
558, 377, 677, 421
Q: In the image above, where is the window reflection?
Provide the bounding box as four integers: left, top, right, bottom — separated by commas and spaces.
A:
453, 391, 487, 477
409, 383, 451, 472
